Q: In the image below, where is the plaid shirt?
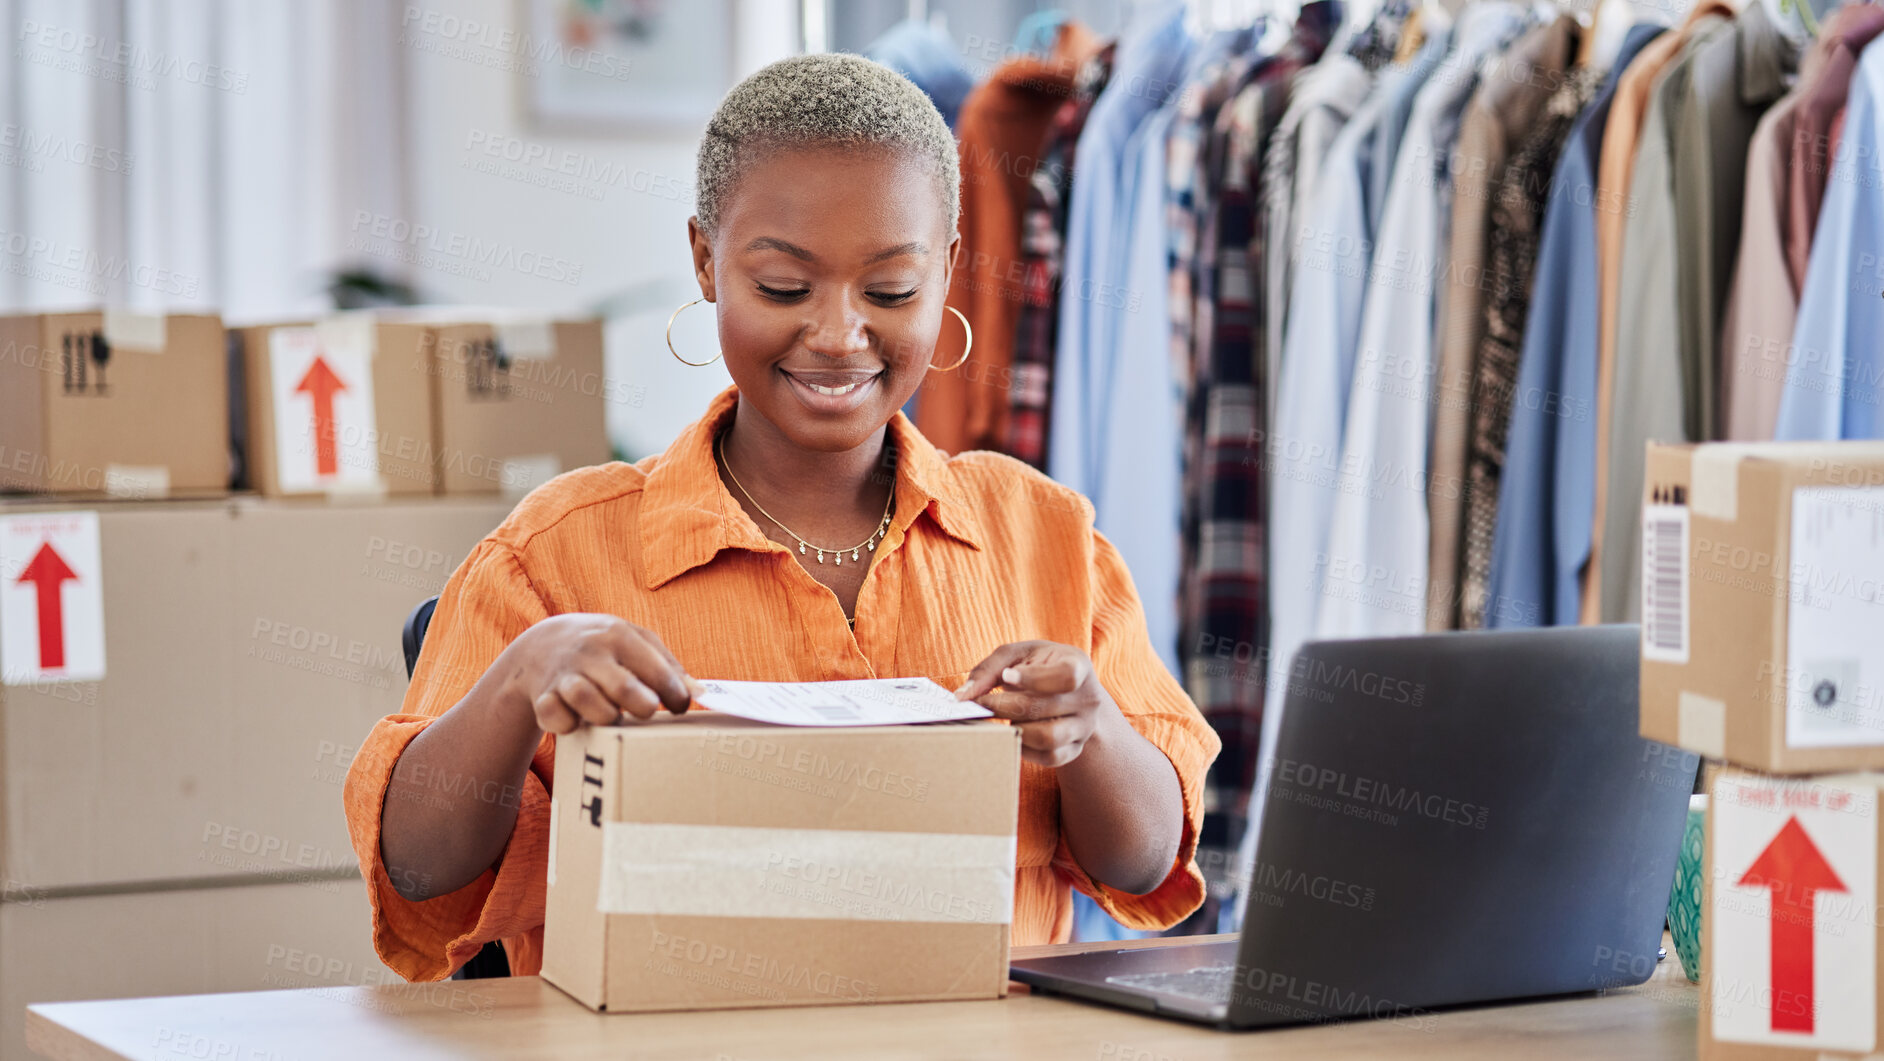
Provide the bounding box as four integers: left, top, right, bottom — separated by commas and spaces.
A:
1006, 46, 1114, 470
1168, 29, 1266, 417
1182, 3, 1340, 857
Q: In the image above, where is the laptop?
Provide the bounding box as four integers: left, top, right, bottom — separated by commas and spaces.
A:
1009, 624, 1696, 1029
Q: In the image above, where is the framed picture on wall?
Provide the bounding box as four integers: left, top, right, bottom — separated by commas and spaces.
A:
523, 0, 736, 133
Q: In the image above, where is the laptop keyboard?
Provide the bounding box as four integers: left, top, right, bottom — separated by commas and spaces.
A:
1105, 964, 1235, 1004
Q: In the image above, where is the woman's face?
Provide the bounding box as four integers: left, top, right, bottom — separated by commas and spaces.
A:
689, 144, 959, 452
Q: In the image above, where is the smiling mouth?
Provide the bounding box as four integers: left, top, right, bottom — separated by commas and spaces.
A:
779, 367, 884, 394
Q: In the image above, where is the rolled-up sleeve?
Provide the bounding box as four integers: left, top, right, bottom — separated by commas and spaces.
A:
1052, 530, 1221, 930
342, 539, 553, 982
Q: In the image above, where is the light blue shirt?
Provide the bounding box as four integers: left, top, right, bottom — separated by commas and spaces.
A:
861, 20, 975, 128
1052, 9, 1224, 677
1050, 4, 1196, 498
1487, 23, 1665, 629
1367, 24, 1455, 234
1263, 79, 1397, 731
1775, 37, 1884, 440
1316, 1, 1528, 639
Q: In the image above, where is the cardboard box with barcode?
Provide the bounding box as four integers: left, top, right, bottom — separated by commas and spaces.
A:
1640, 442, 1884, 774
1701, 765, 1882, 1060
542, 713, 1020, 1013
235, 316, 438, 497
0, 310, 227, 496
397, 309, 611, 498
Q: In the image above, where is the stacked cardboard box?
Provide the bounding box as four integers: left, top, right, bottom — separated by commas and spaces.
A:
0, 310, 229, 497
0, 879, 402, 1061
236, 309, 611, 499
1638, 442, 1884, 1060
0, 494, 510, 1054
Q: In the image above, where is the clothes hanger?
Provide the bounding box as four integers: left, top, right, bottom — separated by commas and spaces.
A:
1012, 8, 1068, 56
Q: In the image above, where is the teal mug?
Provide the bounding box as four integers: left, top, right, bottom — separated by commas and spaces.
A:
1666, 794, 1706, 983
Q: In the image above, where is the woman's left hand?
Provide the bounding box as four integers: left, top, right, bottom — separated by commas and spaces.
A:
955, 641, 1120, 768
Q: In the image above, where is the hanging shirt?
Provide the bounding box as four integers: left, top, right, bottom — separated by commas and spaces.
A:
1458, 63, 1598, 630
1787, 5, 1884, 291
1368, 26, 1458, 238
1583, 0, 1735, 624
862, 19, 977, 128
1427, 15, 1581, 632
1180, 0, 1340, 863
1721, 93, 1807, 441
1726, 4, 1884, 441
1670, 1, 1798, 446
1260, 54, 1374, 433
1171, 27, 1267, 432
1602, 8, 1796, 622
1263, 79, 1401, 742
1008, 47, 1117, 470
1487, 22, 1668, 630
921, 23, 1099, 455
1315, 1, 1530, 640
1049, 3, 1194, 501
1093, 28, 1243, 679
1600, 24, 1731, 624
1775, 39, 1884, 440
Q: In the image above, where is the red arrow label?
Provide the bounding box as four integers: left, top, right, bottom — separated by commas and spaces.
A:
1738, 815, 1848, 1033
294, 355, 347, 477
15, 542, 77, 670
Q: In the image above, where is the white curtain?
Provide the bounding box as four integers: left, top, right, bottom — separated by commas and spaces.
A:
0, 0, 408, 320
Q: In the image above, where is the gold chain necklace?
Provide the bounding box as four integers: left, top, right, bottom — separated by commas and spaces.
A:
716, 433, 895, 568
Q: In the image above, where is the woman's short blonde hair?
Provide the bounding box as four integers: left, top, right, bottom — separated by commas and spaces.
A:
694, 53, 959, 238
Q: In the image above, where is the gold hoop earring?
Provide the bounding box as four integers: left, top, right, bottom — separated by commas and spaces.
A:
929, 306, 973, 372
667, 297, 722, 367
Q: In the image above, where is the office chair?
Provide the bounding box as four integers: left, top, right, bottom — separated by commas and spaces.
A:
402, 595, 513, 982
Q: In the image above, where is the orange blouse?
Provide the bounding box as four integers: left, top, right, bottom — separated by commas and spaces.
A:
343, 386, 1220, 982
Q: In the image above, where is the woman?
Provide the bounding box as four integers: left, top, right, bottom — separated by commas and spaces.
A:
343, 53, 1218, 982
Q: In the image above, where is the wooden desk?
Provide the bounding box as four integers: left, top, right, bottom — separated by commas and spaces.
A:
28, 934, 1699, 1060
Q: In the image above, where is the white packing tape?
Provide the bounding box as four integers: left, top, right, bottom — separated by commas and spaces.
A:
101, 310, 166, 353
1690, 446, 1760, 523
597, 822, 1015, 924
104, 464, 170, 498
494, 318, 557, 360
1677, 691, 1727, 760
315, 312, 380, 363
1689, 442, 1884, 523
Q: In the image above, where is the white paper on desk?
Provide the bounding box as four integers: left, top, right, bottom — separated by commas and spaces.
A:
692, 677, 993, 727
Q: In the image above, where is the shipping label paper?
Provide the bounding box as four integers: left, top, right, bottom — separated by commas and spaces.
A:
1786, 487, 1884, 747
1712, 773, 1876, 1051
270, 327, 381, 492
0, 511, 106, 685
693, 678, 993, 727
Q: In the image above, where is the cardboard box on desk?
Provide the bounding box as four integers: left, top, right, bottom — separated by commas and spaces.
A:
1640, 442, 1884, 773
542, 714, 1020, 1013
234, 318, 438, 497
419, 317, 610, 497
1701, 766, 1882, 1060
0, 310, 227, 496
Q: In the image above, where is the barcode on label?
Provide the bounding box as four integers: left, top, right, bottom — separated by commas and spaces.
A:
1642, 504, 1689, 664
809, 701, 862, 721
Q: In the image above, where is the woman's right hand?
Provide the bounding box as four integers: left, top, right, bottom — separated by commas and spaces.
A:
501, 613, 695, 735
